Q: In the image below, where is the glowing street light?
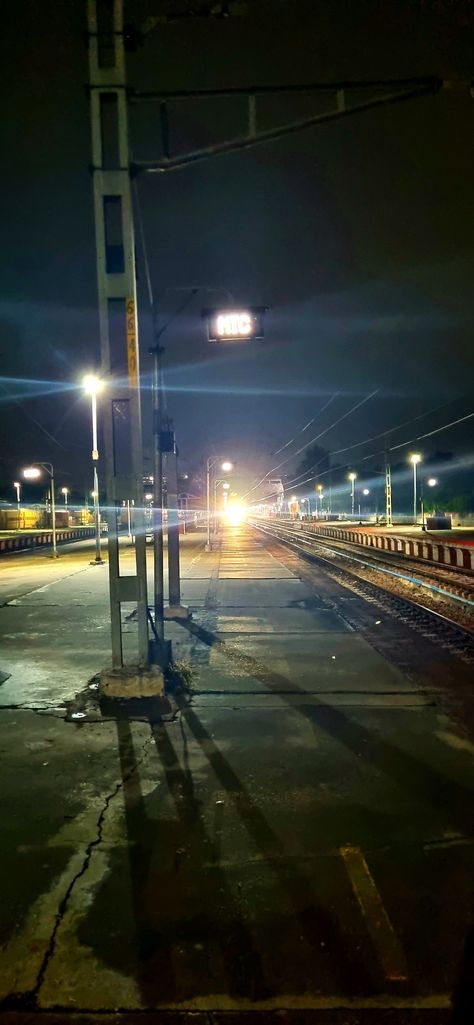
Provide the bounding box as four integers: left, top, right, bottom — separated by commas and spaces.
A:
348, 472, 357, 517
221, 461, 233, 473
23, 462, 57, 557
83, 374, 104, 565
409, 453, 422, 525
61, 486, 69, 509
427, 477, 438, 487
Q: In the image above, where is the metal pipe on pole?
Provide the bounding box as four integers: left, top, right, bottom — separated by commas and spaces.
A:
49, 466, 58, 559
206, 457, 212, 550
89, 387, 104, 565
150, 344, 166, 663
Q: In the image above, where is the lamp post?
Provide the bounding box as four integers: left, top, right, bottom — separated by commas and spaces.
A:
422, 477, 438, 529
61, 487, 69, 510
317, 483, 323, 519
214, 479, 231, 522
83, 375, 104, 565
206, 458, 232, 550
348, 472, 357, 517
409, 453, 422, 526
23, 463, 57, 557
13, 481, 21, 529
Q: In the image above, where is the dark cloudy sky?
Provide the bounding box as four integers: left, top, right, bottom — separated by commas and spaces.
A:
1, 0, 473, 495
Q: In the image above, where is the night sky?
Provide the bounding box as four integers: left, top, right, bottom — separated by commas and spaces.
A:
1, 0, 473, 499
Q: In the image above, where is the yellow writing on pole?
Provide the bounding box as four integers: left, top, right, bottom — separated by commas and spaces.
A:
126, 297, 138, 388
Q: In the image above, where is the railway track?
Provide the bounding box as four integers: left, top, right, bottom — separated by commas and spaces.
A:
250, 518, 474, 662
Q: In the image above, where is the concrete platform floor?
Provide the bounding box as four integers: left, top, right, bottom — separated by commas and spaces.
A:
0, 525, 473, 1022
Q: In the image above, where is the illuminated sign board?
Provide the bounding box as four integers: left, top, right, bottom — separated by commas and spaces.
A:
203, 307, 267, 342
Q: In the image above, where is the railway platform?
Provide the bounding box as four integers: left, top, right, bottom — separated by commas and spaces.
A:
0, 523, 473, 1021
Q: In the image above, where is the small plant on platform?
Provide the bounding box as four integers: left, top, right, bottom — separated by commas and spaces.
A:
165, 659, 195, 693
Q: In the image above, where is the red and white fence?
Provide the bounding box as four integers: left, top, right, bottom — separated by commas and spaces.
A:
304, 525, 474, 572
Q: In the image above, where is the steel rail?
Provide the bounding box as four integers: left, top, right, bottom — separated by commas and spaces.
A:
250, 520, 474, 635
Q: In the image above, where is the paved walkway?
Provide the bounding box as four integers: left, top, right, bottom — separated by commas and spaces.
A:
0, 525, 473, 1021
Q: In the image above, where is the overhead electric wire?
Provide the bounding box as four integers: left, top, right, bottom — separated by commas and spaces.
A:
389, 409, 474, 452
273, 393, 340, 455
251, 397, 472, 505
243, 388, 379, 501
280, 396, 462, 492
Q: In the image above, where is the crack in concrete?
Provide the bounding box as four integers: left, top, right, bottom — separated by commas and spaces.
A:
0, 703, 67, 718
21, 728, 155, 1009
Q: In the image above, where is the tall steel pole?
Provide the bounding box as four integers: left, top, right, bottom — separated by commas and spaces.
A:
14, 483, 21, 528
49, 464, 58, 559
351, 477, 355, 517
88, 0, 148, 667
206, 457, 212, 550
90, 389, 104, 565
413, 462, 417, 525
150, 345, 166, 661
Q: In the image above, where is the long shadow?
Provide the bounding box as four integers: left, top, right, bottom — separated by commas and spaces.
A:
79, 713, 270, 1005
176, 698, 373, 995
178, 618, 474, 830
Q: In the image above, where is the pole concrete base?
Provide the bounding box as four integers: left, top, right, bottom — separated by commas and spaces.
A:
100, 664, 165, 699
90, 558, 105, 565
163, 605, 190, 621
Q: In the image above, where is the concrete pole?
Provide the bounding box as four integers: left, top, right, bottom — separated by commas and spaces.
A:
88, 0, 149, 671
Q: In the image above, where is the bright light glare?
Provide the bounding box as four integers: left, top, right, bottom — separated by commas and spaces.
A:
363, 488, 370, 496
225, 500, 246, 526
82, 374, 104, 395
23, 466, 41, 479
348, 472, 357, 481
409, 453, 422, 465
222, 482, 230, 490
145, 493, 153, 501
221, 461, 233, 472
61, 487, 68, 495
13, 481, 20, 488
427, 477, 438, 487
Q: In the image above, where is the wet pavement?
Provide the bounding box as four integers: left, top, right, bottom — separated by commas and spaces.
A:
0, 526, 473, 1021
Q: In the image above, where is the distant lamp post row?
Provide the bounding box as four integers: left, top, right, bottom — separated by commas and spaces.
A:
206, 458, 233, 550
346, 455, 438, 527
18, 375, 105, 561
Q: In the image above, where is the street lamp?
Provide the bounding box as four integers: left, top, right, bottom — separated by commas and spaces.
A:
348, 472, 357, 517
206, 458, 233, 550
61, 486, 69, 509
427, 477, 438, 487
409, 453, 422, 525
83, 374, 104, 565
316, 483, 323, 518
13, 481, 21, 528
23, 463, 58, 557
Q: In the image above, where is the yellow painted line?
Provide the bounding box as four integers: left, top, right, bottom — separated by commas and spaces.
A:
340, 845, 408, 982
